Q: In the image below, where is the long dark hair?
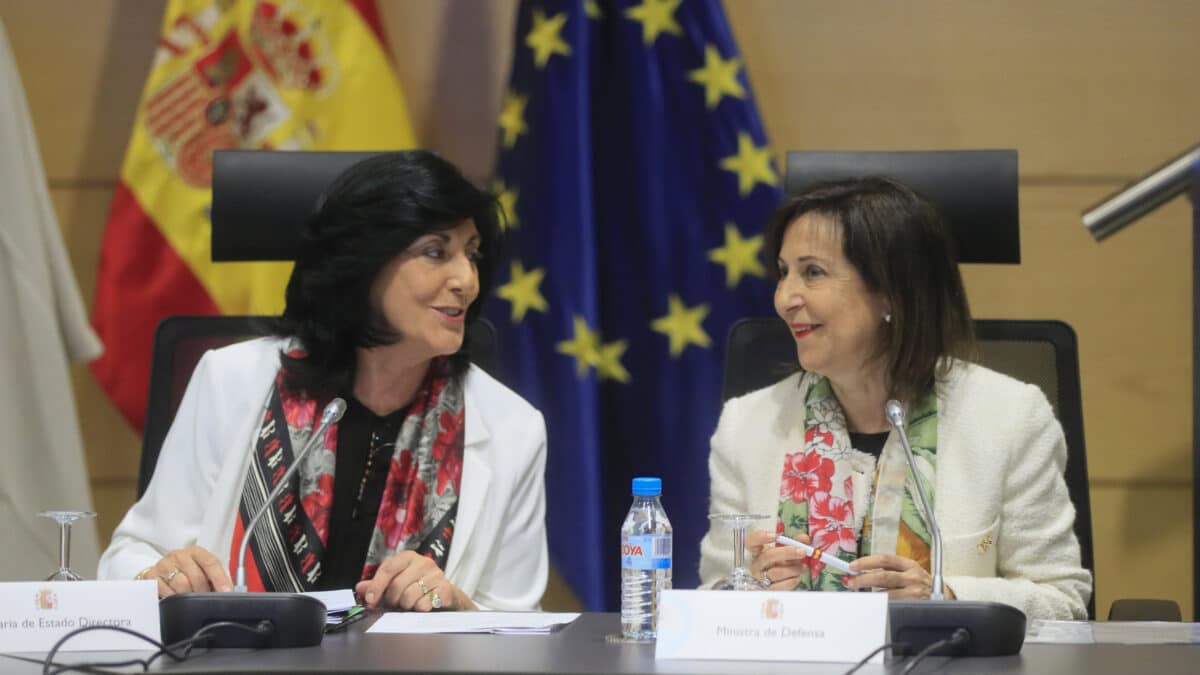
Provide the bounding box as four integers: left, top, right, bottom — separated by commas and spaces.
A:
273, 151, 502, 396
763, 176, 974, 405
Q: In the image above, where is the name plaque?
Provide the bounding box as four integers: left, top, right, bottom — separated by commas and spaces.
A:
0, 580, 159, 653
655, 589, 887, 663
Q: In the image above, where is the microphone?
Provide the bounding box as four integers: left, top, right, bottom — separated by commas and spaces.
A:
882, 399, 1026, 657
159, 398, 348, 648
885, 400, 944, 600
235, 397, 347, 592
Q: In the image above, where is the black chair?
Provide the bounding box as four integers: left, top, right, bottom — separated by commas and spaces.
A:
138, 315, 500, 498
721, 317, 1097, 619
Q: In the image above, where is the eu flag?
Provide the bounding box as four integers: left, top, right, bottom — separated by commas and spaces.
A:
487, 0, 782, 610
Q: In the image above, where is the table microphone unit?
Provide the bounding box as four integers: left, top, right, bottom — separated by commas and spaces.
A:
159, 398, 347, 648
883, 400, 1026, 657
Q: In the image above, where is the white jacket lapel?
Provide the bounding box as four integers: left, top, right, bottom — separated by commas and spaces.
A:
445, 385, 491, 578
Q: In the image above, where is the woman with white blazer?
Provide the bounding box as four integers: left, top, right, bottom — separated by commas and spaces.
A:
100, 152, 547, 612
698, 177, 1090, 620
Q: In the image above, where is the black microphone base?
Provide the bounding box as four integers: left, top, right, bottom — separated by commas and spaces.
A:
160, 592, 326, 648
889, 599, 1026, 656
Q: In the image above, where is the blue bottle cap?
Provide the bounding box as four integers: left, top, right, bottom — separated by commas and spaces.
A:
632, 477, 662, 496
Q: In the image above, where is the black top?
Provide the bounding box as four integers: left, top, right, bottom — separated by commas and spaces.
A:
316, 397, 409, 590
848, 431, 889, 458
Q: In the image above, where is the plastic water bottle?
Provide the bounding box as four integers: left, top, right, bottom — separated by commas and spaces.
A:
620, 476, 672, 640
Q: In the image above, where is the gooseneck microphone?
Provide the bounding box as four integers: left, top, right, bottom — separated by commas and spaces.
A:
885, 400, 944, 601
159, 398, 347, 648
881, 399, 1027, 658
235, 397, 347, 592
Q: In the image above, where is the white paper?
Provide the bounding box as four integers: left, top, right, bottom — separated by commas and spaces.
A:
1024, 620, 1094, 644
0, 581, 159, 652
655, 589, 888, 663
303, 589, 357, 614
366, 611, 580, 634
1026, 620, 1200, 645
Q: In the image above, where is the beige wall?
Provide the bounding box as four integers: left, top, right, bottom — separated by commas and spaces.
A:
1, 0, 1194, 618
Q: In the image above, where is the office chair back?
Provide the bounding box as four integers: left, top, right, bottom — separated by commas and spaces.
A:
722, 317, 1095, 618
138, 315, 500, 498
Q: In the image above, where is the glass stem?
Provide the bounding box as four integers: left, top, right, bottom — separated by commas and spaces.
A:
732, 526, 746, 570
59, 523, 71, 570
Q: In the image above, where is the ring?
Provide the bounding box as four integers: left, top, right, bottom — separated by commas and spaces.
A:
430, 590, 443, 609
163, 569, 181, 584
417, 579, 430, 595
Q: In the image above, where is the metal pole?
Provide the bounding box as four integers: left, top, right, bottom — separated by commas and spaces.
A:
1083, 145, 1200, 241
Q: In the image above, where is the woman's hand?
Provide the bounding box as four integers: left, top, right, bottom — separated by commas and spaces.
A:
355, 551, 475, 611
847, 553, 957, 599
139, 546, 233, 598
746, 530, 811, 591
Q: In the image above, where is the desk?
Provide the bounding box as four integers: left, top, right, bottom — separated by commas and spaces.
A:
4, 612, 1199, 674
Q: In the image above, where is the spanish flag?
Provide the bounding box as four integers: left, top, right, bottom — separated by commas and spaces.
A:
92, 0, 415, 430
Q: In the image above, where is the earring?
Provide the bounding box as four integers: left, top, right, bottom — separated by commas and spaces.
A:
883, 313, 892, 323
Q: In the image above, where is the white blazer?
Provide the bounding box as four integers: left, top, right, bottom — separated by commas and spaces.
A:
99, 338, 548, 611
699, 361, 1092, 620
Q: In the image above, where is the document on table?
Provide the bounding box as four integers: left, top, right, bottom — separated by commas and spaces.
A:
1026, 620, 1200, 645
303, 589, 359, 624
367, 611, 581, 635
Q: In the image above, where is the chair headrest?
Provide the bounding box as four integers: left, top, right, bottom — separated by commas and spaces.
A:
211, 150, 382, 261
785, 150, 1020, 264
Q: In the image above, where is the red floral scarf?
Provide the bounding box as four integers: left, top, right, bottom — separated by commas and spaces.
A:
229, 355, 465, 592
776, 373, 937, 591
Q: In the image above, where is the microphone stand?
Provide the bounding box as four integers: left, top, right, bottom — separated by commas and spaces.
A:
158, 398, 347, 648
883, 400, 1026, 657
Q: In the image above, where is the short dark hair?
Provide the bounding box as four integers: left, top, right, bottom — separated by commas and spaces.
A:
273, 150, 502, 395
763, 176, 974, 405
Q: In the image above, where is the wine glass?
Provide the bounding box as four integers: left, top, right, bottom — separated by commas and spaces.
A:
707, 513, 771, 591
39, 510, 95, 581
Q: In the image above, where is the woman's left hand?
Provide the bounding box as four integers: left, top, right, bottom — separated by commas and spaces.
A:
846, 554, 957, 600
355, 551, 476, 611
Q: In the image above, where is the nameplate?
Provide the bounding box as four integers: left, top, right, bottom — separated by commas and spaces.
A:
655, 589, 887, 663
0, 581, 159, 652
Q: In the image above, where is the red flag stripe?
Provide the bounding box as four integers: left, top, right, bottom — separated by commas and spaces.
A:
90, 182, 220, 431
348, 0, 388, 49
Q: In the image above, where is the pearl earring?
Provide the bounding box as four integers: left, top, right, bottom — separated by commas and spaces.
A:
883, 313, 892, 323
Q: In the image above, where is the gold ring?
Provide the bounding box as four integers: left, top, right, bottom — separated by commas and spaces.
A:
163, 569, 181, 584
430, 590, 443, 609
417, 579, 430, 595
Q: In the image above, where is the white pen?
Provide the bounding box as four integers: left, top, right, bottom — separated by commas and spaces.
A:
775, 534, 861, 576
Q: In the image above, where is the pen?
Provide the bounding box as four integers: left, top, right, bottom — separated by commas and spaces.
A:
775, 535, 861, 576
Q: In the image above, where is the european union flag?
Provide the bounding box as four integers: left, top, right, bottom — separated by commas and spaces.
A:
486, 0, 782, 610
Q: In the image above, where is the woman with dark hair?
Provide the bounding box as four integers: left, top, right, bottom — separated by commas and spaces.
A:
100, 151, 548, 612
698, 177, 1090, 620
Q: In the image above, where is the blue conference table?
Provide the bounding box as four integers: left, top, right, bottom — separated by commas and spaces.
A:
4, 612, 1199, 674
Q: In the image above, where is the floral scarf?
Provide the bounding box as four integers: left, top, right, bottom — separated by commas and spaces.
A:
229, 354, 465, 592
776, 372, 938, 591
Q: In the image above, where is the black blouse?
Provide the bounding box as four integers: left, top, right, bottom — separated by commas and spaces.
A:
848, 430, 889, 458
315, 397, 409, 591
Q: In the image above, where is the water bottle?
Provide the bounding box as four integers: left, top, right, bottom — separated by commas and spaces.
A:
620, 476, 672, 640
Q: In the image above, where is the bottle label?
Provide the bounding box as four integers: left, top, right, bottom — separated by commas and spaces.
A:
621, 534, 671, 570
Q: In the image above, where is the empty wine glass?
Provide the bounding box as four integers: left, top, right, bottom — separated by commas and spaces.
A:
708, 513, 771, 591
39, 510, 95, 581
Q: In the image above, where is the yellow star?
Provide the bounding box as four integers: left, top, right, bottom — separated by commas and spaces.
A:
595, 339, 631, 383
498, 91, 528, 148
708, 223, 766, 287
557, 316, 602, 376
719, 131, 779, 196
492, 179, 519, 231
584, 0, 602, 19
625, 0, 683, 45
496, 261, 547, 322
651, 294, 712, 357
688, 44, 746, 109
526, 9, 572, 68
